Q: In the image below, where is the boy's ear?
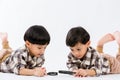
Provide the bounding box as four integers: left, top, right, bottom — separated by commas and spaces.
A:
86, 40, 91, 46
25, 40, 31, 47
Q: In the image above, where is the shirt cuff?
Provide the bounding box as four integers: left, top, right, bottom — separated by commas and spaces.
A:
91, 67, 102, 76
14, 64, 25, 75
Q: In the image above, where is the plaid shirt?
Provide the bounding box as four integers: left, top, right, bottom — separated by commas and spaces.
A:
0, 45, 45, 74
66, 46, 110, 76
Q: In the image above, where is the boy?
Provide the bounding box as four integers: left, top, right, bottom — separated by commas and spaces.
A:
0, 25, 50, 77
66, 26, 120, 77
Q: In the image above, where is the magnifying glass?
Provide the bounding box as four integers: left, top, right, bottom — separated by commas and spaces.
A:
47, 72, 58, 76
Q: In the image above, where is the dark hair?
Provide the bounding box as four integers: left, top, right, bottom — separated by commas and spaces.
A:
24, 25, 50, 45
66, 26, 90, 47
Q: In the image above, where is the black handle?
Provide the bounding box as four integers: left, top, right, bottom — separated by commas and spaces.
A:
58, 70, 75, 75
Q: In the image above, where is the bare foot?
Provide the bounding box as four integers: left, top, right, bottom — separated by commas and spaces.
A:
97, 33, 115, 46
113, 31, 120, 46
0, 32, 8, 42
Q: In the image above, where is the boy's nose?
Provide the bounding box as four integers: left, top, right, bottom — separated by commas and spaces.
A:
74, 52, 80, 56
74, 52, 79, 55
40, 49, 45, 54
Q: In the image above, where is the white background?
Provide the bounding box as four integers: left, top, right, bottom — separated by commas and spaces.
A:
0, 0, 120, 72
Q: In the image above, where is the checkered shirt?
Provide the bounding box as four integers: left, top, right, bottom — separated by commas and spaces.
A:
0, 45, 45, 74
66, 46, 110, 76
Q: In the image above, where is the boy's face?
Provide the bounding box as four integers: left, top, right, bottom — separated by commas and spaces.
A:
69, 41, 90, 59
25, 41, 48, 57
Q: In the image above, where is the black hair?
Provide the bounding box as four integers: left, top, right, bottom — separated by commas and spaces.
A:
66, 26, 90, 47
24, 25, 50, 45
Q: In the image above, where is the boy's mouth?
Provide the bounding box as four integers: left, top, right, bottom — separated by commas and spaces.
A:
36, 54, 41, 57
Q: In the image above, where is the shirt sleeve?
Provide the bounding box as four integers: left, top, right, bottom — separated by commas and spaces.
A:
36, 55, 45, 67
11, 51, 27, 75
66, 53, 78, 71
90, 55, 102, 76
90, 54, 110, 76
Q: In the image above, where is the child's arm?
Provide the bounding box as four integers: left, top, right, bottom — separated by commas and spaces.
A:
73, 69, 96, 77
19, 67, 46, 77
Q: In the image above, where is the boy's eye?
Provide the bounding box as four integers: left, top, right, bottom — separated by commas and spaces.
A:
38, 47, 42, 49
77, 49, 81, 51
38, 47, 46, 49
70, 49, 73, 51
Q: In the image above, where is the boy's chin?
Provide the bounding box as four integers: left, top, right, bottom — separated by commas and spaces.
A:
75, 56, 82, 59
35, 55, 41, 57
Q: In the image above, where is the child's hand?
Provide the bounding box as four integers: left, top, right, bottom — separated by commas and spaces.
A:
34, 67, 46, 77
73, 69, 88, 77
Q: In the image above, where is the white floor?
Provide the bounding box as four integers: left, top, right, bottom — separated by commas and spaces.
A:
0, 72, 120, 80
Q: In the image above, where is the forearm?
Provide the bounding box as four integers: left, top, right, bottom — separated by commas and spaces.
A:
19, 68, 35, 76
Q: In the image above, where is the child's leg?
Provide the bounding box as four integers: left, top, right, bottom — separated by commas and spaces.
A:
0, 32, 12, 62
108, 31, 120, 74
0, 49, 7, 59
108, 55, 120, 74
116, 48, 120, 63
113, 31, 120, 61
100, 52, 120, 74
97, 33, 114, 53
113, 31, 120, 45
